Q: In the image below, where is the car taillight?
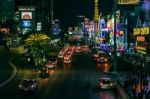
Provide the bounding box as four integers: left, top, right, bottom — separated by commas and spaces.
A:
95, 55, 98, 57
110, 83, 113, 86
100, 82, 103, 86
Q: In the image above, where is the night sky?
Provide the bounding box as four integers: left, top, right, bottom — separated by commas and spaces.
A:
15, 0, 115, 29
54, 0, 115, 29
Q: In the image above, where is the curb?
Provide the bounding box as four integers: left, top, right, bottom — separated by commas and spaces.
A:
116, 84, 131, 99
0, 56, 17, 88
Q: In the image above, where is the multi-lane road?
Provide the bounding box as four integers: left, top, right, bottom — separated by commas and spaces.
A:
0, 47, 121, 99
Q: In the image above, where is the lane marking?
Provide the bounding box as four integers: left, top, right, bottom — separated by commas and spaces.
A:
0, 56, 17, 88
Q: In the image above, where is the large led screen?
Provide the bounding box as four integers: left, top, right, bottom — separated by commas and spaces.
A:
21, 12, 32, 19
21, 20, 32, 28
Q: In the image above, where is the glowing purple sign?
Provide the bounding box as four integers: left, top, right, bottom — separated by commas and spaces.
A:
142, 0, 150, 11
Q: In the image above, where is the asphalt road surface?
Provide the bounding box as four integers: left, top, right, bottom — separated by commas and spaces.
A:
0, 52, 119, 99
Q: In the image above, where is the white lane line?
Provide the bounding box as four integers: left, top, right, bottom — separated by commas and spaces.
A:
0, 56, 17, 88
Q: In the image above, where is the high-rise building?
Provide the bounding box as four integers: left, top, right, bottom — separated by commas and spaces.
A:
0, 0, 14, 23
15, 0, 51, 32
117, 0, 143, 49
118, 0, 140, 5
94, 0, 99, 34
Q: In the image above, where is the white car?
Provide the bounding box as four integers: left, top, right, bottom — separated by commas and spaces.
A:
46, 58, 58, 69
63, 54, 72, 63
58, 51, 63, 58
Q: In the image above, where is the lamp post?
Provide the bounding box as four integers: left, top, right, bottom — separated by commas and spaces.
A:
76, 15, 85, 35
50, 0, 54, 34
113, 0, 117, 73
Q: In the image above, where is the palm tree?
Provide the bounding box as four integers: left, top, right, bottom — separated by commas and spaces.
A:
24, 33, 50, 68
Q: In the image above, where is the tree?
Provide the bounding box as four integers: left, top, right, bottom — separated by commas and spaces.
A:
24, 33, 50, 68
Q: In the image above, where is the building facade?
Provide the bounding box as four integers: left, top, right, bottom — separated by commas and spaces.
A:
15, 0, 51, 32
0, 0, 14, 23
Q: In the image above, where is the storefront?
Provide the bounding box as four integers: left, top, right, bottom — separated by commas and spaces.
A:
133, 27, 150, 54
126, 27, 150, 73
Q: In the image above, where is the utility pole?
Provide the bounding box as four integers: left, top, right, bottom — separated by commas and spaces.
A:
50, 0, 54, 33
113, 0, 117, 73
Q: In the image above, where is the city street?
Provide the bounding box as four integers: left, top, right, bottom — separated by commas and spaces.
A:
0, 0, 150, 99
0, 51, 119, 99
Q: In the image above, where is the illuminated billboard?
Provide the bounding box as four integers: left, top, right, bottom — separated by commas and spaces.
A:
118, 0, 140, 5
137, 36, 145, 42
21, 12, 32, 19
52, 20, 61, 35
21, 20, 32, 28
18, 6, 35, 31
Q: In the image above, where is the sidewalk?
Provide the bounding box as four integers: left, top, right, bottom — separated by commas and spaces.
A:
117, 72, 150, 99
116, 53, 150, 99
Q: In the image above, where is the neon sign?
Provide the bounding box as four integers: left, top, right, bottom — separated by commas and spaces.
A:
19, 7, 35, 11
136, 46, 146, 51
21, 12, 32, 19
118, 0, 140, 5
136, 36, 145, 42
133, 27, 149, 36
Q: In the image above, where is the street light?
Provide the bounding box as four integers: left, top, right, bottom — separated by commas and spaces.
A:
76, 15, 85, 35
51, 0, 54, 23
50, 0, 54, 34
113, 0, 117, 73
112, 0, 142, 72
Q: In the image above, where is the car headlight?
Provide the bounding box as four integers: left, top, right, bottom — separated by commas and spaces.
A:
30, 85, 34, 88
19, 85, 22, 88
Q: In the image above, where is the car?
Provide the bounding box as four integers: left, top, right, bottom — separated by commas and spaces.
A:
18, 79, 38, 92
93, 53, 99, 60
81, 45, 89, 52
98, 77, 115, 89
91, 48, 106, 60
39, 67, 49, 78
63, 54, 72, 63
67, 50, 72, 55
95, 53, 109, 63
46, 57, 58, 69
58, 50, 63, 58
75, 46, 81, 53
